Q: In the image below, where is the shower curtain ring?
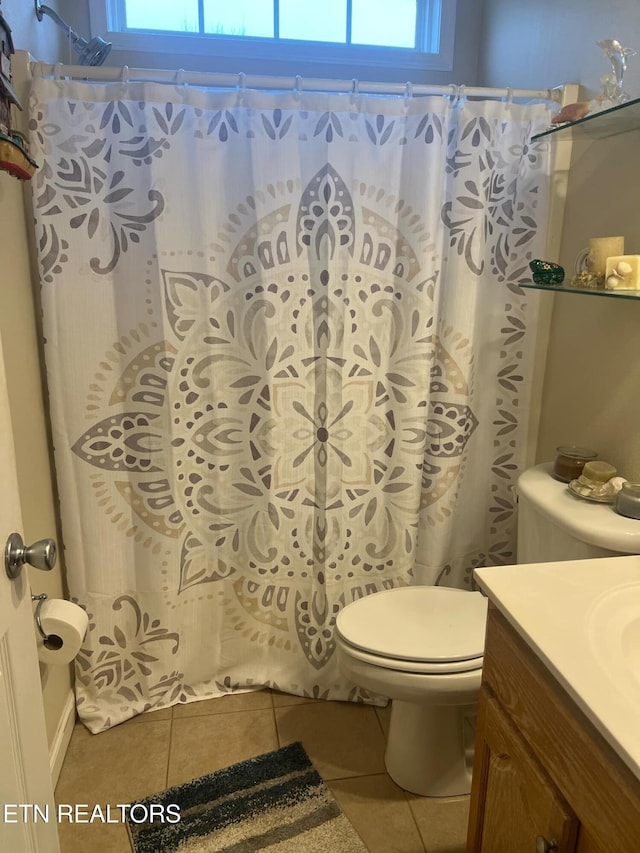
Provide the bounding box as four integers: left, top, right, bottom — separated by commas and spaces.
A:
294, 75, 303, 96
448, 83, 458, 102
504, 86, 514, 104
237, 72, 247, 91
176, 68, 187, 87
404, 81, 414, 101
121, 65, 129, 84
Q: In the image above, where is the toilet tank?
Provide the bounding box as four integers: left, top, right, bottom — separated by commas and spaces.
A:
516, 463, 640, 563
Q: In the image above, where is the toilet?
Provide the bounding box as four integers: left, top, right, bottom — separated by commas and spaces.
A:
335, 463, 640, 797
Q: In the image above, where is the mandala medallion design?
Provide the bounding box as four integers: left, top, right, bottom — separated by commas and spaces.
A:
72, 163, 478, 670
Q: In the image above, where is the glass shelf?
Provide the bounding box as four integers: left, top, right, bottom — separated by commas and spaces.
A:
531, 96, 640, 142
519, 280, 640, 300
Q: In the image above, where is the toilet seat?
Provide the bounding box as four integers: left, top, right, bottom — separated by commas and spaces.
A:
336, 587, 487, 675
338, 641, 483, 674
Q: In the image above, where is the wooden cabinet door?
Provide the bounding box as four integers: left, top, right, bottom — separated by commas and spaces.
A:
467, 690, 579, 853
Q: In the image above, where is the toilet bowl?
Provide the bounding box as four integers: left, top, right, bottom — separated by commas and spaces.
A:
335, 586, 487, 797
336, 463, 640, 798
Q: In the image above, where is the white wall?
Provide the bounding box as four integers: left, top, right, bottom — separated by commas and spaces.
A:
4, 0, 65, 65
480, 0, 640, 98
480, 0, 640, 480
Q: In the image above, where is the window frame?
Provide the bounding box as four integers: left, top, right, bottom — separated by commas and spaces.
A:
88, 0, 457, 73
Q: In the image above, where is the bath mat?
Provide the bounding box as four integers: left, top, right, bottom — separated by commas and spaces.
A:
126, 741, 368, 852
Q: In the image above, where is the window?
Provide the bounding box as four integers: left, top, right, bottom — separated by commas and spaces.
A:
89, 0, 456, 74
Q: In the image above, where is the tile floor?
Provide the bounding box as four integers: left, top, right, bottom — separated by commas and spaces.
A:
54, 691, 470, 853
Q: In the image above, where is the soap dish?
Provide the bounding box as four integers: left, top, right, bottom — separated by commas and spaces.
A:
568, 480, 616, 504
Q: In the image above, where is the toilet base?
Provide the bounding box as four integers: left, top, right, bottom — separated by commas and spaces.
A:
385, 699, 477, 797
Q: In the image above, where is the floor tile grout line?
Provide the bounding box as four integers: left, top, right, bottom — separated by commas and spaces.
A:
404, 791, 429, 853
272, 697, 282, 748
164, 706, 175, 790
374, 710, 384, 739
172, 705, 273, 720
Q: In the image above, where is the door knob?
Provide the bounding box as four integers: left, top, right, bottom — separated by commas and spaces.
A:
535, 837, 558, 853
5, 532, 57, 579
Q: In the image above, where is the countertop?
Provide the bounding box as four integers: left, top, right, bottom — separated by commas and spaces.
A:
474, 555, 640, 780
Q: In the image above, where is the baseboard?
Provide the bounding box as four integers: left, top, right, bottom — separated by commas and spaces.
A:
49, 690, 76, 788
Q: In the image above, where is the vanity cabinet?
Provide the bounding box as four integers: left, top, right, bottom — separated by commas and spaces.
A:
467, 605, 640, 853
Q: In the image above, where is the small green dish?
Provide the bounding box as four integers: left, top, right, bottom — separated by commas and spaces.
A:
529, 259, 565, 285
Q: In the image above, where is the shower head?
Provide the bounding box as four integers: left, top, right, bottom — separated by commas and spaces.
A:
75, 36, 112, 68
35, 2, 112, 67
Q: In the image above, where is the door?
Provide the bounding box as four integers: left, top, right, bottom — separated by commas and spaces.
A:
0, 339, 60, 852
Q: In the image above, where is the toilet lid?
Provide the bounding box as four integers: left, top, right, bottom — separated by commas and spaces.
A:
335, 587, 487, 664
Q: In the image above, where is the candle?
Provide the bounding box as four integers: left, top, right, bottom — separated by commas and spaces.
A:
552, 446, 598, 483
587, 236, 624, 275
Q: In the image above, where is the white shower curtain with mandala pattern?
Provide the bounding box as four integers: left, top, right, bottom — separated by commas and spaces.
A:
29, 74, 552, 732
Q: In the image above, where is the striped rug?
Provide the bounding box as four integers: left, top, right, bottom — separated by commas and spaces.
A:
126, 742, 368, 852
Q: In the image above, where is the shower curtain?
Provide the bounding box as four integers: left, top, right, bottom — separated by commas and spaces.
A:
29, 73, 553, 731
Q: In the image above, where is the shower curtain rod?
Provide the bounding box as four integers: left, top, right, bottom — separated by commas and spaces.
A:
30, 61, 563, 103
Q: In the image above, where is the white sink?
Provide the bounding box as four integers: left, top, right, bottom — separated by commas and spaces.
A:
475, 556, 640, 780
587, 582, 640, 704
